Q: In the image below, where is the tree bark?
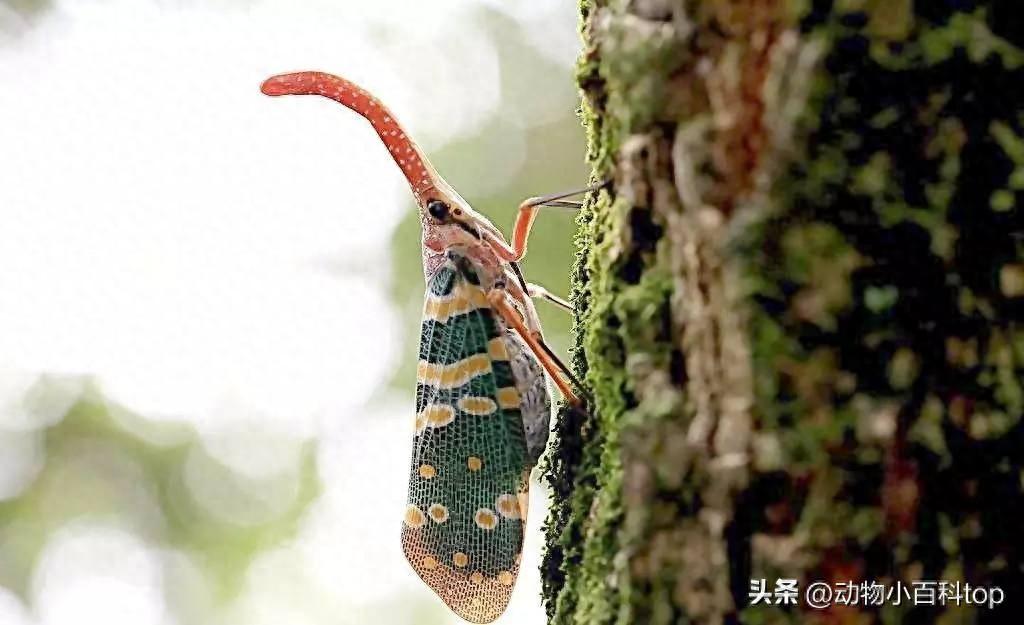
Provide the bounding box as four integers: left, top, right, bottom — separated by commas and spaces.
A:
542, 1, 1024, 624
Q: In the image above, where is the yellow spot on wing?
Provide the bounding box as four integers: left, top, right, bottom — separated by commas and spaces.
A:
469, 571, 484, 584
428, 503, 449, 523
497, 386, 521, 409
422, 556, 438, 570
417, 355, 492, 389
453, 552, 469, 567
404, 505, 426, 528
496, 494, 520, 519
474, 508, 498, 530
423, 285, 490, 322
418, 464, 436, 479
487, 337, 509, 360
497, 571, 514, 586
467, 456, 483, 471
418, 404, 455, 428
457, 396, 497, 416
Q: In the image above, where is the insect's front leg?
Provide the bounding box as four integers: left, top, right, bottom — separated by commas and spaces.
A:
487, 285, 585, 406
482, 181, 607, 262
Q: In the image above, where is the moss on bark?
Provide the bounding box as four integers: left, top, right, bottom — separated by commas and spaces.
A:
543, 1, 1024, 623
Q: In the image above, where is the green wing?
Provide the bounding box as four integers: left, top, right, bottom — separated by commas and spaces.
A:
402, 253, 530, 624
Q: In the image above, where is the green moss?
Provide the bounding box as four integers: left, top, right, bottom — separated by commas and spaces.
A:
920, 10, 1024, 67
598, 17, 689, 130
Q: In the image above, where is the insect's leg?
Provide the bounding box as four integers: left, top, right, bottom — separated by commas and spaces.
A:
484, 180, 607, 262
503, 261, 571, 314
487, 286, 585, 406
503, 267, 546, 333
526, 283, 572, 313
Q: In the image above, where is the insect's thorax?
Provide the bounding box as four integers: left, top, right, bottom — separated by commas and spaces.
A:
422, 243, 505, 290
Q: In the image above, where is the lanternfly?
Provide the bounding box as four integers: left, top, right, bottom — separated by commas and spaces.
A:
260, 71, 590, 623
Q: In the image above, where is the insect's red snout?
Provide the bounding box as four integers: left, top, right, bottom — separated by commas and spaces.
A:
260, 77, 298, 96
260, 70, 439, 202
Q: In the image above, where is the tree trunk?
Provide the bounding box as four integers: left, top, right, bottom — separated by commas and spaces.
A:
542, 1, 1023, 624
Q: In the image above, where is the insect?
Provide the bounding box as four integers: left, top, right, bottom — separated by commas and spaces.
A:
260, 71, 588, 623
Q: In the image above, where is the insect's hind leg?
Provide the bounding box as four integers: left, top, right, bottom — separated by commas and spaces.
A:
487, 285, 586, 406
526, 283, 572, 313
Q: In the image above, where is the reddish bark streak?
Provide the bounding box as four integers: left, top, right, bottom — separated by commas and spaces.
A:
709, 0, 782, 214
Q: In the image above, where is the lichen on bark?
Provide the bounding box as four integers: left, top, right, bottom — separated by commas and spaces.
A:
543, 1, 1024, 624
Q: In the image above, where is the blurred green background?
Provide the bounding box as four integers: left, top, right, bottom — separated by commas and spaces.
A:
0, 1, 585, 624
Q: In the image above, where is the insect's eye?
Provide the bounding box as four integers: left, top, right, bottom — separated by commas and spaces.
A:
427, 200, 449, 221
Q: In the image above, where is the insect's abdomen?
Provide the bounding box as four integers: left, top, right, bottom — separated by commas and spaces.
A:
403, 255, 530, 623
503, 332, 551, 465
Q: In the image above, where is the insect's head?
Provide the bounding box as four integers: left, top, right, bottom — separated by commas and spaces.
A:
418, 193, 495, 255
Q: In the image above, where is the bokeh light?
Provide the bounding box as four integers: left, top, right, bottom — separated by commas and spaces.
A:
0, 0, 586, 623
